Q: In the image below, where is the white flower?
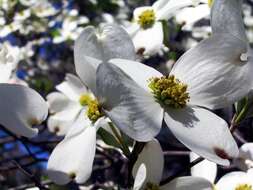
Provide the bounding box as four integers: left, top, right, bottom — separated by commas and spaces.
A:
191, 152, 253, 190
47, 74, 92, 136
96, 29, 253, 165
133, 139, 214, 190
0, 44, 48, 138
215, 169, 253, 190
47, 24, 136, 184
127, 0, 202, 55
31, 1, 58, 18
233, 143, 253, 171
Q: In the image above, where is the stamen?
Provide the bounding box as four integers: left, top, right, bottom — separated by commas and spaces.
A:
87, 99, 104, 123
235, 184, 253, 190
137, 9, 156, 29
79, 94, 93, 106
148, 75, 190, 109
208, 0, 213, 7
144, 182, 160, 190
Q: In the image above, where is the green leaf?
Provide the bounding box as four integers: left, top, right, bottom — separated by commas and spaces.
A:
97, 128, 121, 149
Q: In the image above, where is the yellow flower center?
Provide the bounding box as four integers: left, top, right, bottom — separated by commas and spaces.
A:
148, 75, 190, 109
144, 182, 160, 190
79, 94, 103, 122
137, 9, 156, 29
79, 94, 93, 106
235, 184, 253, 190
208, 0, 213, 7
87, 99, 104, 123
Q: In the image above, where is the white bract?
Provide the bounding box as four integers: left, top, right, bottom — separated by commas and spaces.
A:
47, 74, 92, 136
133, 139, 214, 190
96, 28, 253, 165
0, 45, 48, 138
191, 153, 253, 190
127, 0, 202, 55
47, 23, 136, 184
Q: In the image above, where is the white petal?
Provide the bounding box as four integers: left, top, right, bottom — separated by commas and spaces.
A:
170, 34, 252, 109
133, 139, 164, 185
0, 84, 48, 138
190, 152, 217, 183
161, 176, 214, 190
47, 103, 83, 136
152, 0, 169, 11
47, 126, 96, 185
216, 171, 253, 190
56, 74, 88, 101
211, 0, 247, 43
0, 64, 12, 83
164, 107, 239, 165
96, 63, 163, 142
109, 58, 163, 92
132, 22, 164, 56
74, 24, 135, 93
156, 0, 196, 20
175, 4, 210, 31
133, 164, 147, 190
46, 92, 71, 114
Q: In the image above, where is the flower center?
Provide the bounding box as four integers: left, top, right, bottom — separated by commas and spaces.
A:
87, 99, 104, 123
79, 94, 104, 122
144, 182, 160, 190
79, 94, 93, 106
148, 75, 190, 109
137, 9, 156, 29
235, 184, 253, 190
208, 0, 213, 7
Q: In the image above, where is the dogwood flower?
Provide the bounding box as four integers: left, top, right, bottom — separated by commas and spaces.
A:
127, 0, 202, 55
96, 29, 253, 165
0, 45, 48, 138
132, 139, 214, 190
47, 74, 92, 136
191, 155, 253, 190
47, 24, 136, 184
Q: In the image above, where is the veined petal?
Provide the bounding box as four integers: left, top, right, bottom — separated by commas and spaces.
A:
190, 152, 217, 183
211, 0, 247, 43
161, 176, 214, 190
0, 84, 48, 138
170, 34, 252, 109
74, 24, 135, 93
109, 58, 163, 92
132, 22, 163, 56
164, 107, 239, 165
46, 92, 70, 114
47, 126, 96, 185
96, 63, 163, 142
133, 139, 164, 185
216, 171, 253, 190
133, 164, 147, 190
56, 74, 88, 102
156, 0, 197, 20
